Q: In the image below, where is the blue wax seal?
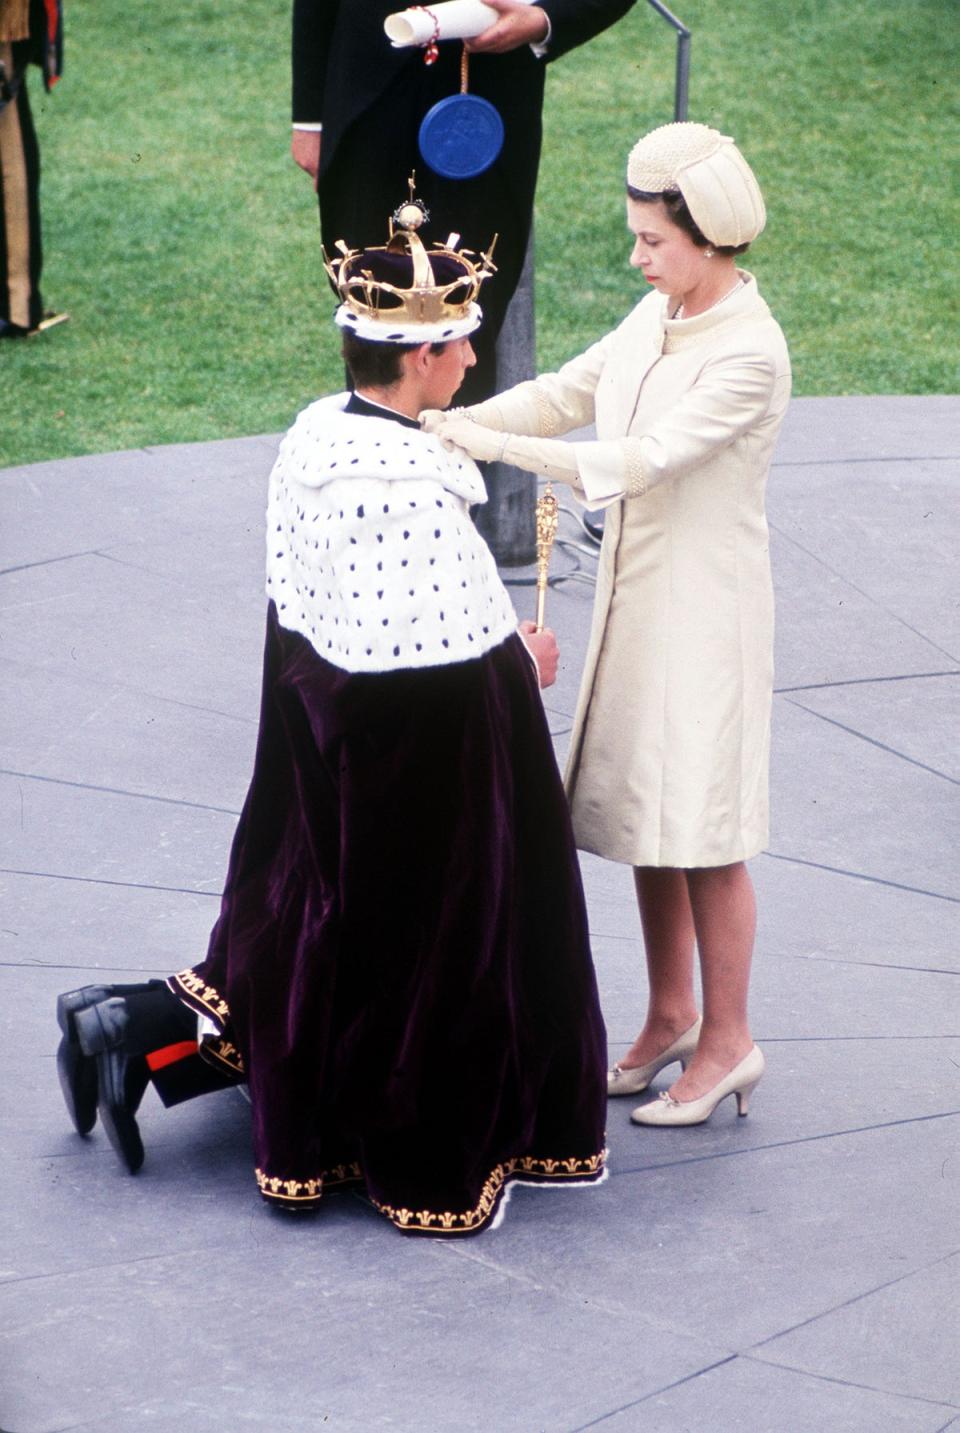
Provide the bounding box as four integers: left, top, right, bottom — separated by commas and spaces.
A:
418, 94, 504, 179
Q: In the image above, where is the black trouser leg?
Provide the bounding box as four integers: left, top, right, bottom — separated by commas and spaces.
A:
120, 983, 241, 1107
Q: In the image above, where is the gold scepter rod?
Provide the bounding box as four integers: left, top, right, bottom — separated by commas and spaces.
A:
534, 482, 559, 632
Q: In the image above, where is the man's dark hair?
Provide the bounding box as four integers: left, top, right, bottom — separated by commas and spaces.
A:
342, 331, 446, 388
627, 185, 750, 257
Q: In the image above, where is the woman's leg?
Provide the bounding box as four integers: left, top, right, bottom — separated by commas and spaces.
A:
666, 861, 757, 1101
618, 866, 700, 1069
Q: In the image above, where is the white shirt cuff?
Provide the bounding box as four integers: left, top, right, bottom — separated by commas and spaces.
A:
530, 12, 552, 56
293, 121, 323, 132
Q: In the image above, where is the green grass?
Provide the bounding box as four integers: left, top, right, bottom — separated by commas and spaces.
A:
4, 0, 958, 468
537, 0, 960, 392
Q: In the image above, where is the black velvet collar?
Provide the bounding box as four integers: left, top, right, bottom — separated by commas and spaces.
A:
346, 391, 421, 430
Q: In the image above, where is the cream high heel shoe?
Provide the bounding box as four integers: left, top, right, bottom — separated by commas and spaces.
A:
606, 1016, 703, 1097
629, 1045, 765, 1126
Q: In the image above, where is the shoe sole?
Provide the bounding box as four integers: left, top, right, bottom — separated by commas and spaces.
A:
55, 989, 110, 1136
98, 1097, 145, 1174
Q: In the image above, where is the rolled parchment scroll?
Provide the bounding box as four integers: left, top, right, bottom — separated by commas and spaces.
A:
385, 2, 530, 47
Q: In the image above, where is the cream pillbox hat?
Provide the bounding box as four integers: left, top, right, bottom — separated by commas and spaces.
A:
627, 122, 766, 248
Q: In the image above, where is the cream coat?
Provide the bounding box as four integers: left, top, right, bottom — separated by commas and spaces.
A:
466, 275, 791, 867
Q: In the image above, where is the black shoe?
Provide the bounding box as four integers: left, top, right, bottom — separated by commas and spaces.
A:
0, 317, 28, 338
56, 985, 114, 1135
75, 999, 150, 1174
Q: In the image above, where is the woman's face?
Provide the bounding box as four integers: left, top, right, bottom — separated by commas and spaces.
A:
627, 197, 707, 297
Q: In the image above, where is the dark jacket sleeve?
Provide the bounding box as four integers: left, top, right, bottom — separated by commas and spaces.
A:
539, 0, 636, 63
292, 0, 337, 123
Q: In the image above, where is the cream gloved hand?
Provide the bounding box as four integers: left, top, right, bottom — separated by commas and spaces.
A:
429, 414, 642, 508
419, 396, 513, 437
431, 416, 584, 488
421, 369, 597, 443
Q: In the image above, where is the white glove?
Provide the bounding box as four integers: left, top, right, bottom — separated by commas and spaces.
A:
432, 415, 587, 494
419, 408, 448, 436
432, 416, 511, 465
420, 389, 530, 436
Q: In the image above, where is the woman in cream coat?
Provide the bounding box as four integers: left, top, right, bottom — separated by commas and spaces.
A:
427, 123, 791, 1128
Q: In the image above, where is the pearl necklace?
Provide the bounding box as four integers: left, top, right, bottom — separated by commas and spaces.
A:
673, 276, 743, 321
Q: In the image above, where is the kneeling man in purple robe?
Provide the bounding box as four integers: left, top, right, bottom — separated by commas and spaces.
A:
54, 196, 607, 1235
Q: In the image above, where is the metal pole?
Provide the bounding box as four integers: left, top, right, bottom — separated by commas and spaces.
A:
475, 230, 537, 566
645, 0, 691, 120
675, 31, 690, 119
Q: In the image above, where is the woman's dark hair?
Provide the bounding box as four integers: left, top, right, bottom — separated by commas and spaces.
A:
627, 185, 750, 257
342, 330, 446, 388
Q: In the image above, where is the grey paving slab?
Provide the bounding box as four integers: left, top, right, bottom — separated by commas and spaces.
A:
753, 1250, 960, 1408
753, 840, 960, 972
768, 522, 959, 690
767, 462, 960, 667
586, 852, 957, 980
0, 1217, 722, 1433
769, 696, 959, 898
746, 952, 960, 1042
773, 396, 959, 465
1, 552, 264, 712
0, 871, 220, 973
574, 850, 640, 936
2, 397, 959, 1433
482, 1116, 960, 1353
0, 772, 238, 890
111, 521, 265, 587
782, 673, 960, 783
0, 435, 278, 570
3, 1092, 260, 1280
600, 940, 960, 1047
1, 658, 257, 810
577, 1354, 959, 1433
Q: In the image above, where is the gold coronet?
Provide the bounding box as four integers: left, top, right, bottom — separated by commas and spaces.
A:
323, 176, 497, 332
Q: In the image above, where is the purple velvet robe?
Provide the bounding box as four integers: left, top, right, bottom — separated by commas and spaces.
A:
170, 412, 606, 1234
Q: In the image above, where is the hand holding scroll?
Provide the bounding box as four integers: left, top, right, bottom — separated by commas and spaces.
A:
465, 0, 549, 53
385, 1, 546, 52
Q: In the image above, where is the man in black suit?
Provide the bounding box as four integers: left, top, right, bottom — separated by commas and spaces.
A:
290, 0, 635, 404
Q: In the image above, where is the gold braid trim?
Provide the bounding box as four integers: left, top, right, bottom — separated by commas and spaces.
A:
535, 388, 562, 438
168, 970, 245, 1076
200, 1034, 245, 1077
169, 967, 231, 1027
257, 1162, 363, 1205
625, 446, 647, 499
371, 1149, 606, 1235
255, 1150, 605, 1228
